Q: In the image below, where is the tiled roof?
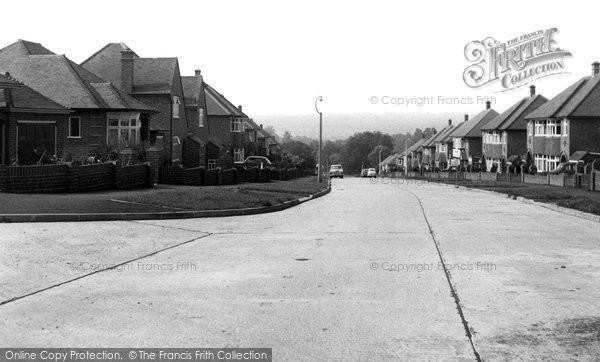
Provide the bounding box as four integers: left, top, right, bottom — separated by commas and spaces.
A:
204, 82, 246, 117
406, 137, 428, 153
81, 43, 178, 95
430, 124, 456, 144
525, 76, 600, 119
450, 108, 499, 138
482, 94, 548, 131
0, 39, 55, 58
181, 76, 202, 106
0, 73, 69, 112
0, 40, 153, 111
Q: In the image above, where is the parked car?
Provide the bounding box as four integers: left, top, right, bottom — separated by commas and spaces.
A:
548, 161, 580, 175
329, 164, 344, 178
360, 169, 368, 177
367, 168, 377, 178
241, 156, 272, 169
441, 166, 458, 173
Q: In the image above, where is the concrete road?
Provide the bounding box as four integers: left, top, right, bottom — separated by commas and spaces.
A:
1, 178, 599, 361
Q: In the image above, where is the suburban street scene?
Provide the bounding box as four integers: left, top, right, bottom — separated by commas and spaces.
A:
1, 1, 600, 361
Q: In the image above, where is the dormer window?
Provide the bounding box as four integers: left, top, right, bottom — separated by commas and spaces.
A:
172, 96, 181, 119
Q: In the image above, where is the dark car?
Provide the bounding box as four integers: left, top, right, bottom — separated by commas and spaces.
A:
240, 156, 273, 169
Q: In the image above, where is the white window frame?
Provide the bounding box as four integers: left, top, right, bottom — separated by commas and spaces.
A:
207, 159, 217, 170
231, 118, 243, 132
534, 120, 545, 136
562, 119, 568, 137
106, 113, 141, 146
527, 122, 533, 136
233, 148, 245, 163
172, 96, 181, 119
68, 117, 81, 138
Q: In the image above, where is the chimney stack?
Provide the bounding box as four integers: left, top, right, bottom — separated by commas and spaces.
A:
464, 114, 469, 122
592, 62, 600, 77
530, 85, 536, 97
448, 119, 452, 126
260, 124, 263, 129
238, 105, 243, 112
120, 50, 135, 93
195, 69, 202, 76
486, 100, 491, 110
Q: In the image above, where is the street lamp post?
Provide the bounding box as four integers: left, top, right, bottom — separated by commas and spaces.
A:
315, 96, 323, 183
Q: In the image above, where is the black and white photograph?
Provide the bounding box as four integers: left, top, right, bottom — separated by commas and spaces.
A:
1, 1, 600, 361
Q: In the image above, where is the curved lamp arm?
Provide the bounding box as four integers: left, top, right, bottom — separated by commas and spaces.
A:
315, 96, 323, 115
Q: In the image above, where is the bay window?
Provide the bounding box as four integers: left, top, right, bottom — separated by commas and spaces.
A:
107, 112, 141, 146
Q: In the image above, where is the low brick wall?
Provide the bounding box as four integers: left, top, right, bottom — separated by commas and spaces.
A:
524, 174, 547, 185
204, 169, 220, 186
77, 163, 115, 192
548, 174, 565, 187
0, 163, 151, 193
221, 169, 236, 185
115, 164, 150, 190
183, 167, 204, 186
245, 167, 259, 182
480, 173, 498, 182
258, 168, 270, 183
160, 166, 184, 185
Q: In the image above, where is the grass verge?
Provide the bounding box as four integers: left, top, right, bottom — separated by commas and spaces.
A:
117, 177, 328, 210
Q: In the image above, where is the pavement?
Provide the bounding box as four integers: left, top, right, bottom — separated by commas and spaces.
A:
1, 178, 599, 360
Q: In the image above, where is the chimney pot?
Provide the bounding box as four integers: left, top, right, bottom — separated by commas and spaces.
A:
486, 100, 491, 110
195, 69, 202, 76
120, 50, 135, 93
464, 114, 469, 122
238, 105, 243, 111
530, 85, 536, 97
592, 62, 600, 77
448, 119, 452, 126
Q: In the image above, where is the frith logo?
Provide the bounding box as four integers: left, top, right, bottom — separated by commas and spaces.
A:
463, 28, 572, 92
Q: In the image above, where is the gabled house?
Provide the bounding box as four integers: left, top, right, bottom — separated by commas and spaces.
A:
0, 40, 154, 163
524, 62, 600, 172
406, 136, 431, 170
204, 82, 248, 165
481, 85, 548, 172
256, 124, 279, 161
81, 43, 188, 164
0, 74, 71, 165
432, 120, 457, 170
449, 101, 499, 169
419, 132, 439, 169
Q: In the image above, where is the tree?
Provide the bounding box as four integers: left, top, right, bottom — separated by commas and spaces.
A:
368, 145, 392, 167
340, 131, 393, 173
281, 131, 293, 144
262, 125, 280, 143
280, 140, 316, 169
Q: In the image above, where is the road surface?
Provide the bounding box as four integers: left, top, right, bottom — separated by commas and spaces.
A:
1, 178, 599, 360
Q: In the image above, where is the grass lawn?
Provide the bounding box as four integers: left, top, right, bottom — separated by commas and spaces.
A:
115, 177, 328, 210
426, 178, 600, 216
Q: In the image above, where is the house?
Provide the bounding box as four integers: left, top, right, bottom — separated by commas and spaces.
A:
81, 43, 188, 164
481, 86, 548, 172
0, 40, 154, 163
181, 70, 221, 168
256, 124, 280, 161
524, 62, 600, 172
0, 73, 71, 165
419, 132, 441, 170
432, 120, 457, 170
404, 136, 429, 170
449, 102, 499, 169
204, 82, 249, 166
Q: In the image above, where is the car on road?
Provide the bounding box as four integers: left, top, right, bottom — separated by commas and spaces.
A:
367, 168, 377, 178
329, 164, 344, 178
240, 156, 273, 169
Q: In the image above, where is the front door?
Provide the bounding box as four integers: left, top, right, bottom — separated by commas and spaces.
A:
17, 122, 56, 165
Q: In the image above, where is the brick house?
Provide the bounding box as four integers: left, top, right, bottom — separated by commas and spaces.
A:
0, 40, 154, 163
81, 43, 188, 165
449, 102, 499, 169
256, 124, 280, 161
432, 120, 457, 170
524, 62, 600, 172
0, 74, 71, 165
204, 82, 249, 166
481, 86, 548, 172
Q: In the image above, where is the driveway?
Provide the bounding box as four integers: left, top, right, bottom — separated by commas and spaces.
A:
1, 177, 598, 360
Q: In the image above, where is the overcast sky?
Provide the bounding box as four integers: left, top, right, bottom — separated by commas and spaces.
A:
2, 0, 598, 122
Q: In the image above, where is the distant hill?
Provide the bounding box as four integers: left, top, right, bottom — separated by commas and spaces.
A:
253, 112, 466, 140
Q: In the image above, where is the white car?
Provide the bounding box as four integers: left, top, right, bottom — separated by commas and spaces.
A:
329, 164, 344, 178
367, 168, 377, 178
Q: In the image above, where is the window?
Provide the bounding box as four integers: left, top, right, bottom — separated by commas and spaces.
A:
528, 122, 533, 136
198, 108, 205, 127
172, 96, 180, 119
107, 116, 140, 146
534, 154, 560, 172
68, 117, 81, 138
562, 119, 568, 137
231, 118, 243, 132
233, 148, 245, 163
207, 159, 217, 170
534, 120, 545, 136
501, 132, 507, 145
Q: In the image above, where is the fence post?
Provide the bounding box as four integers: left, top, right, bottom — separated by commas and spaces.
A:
591, 172, 596, 191
119, 148, 134, 167
146, 146, 162, 186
